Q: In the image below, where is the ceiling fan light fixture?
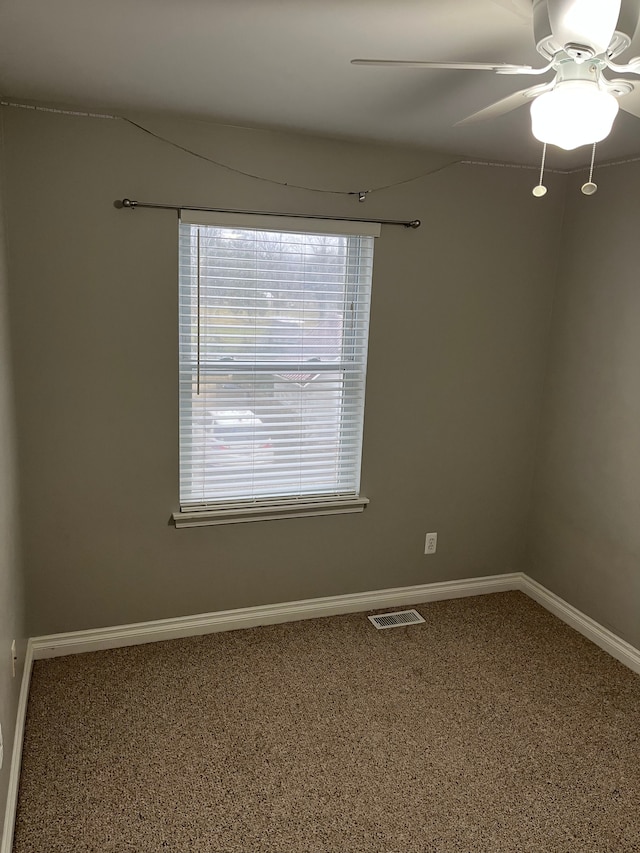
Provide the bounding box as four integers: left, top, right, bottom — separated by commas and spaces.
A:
530, 80, 619, 149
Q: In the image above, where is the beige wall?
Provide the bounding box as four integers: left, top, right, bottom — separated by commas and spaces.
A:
0, 112, 25, 832
3, 106, 565, 635
527, 163, 640, 649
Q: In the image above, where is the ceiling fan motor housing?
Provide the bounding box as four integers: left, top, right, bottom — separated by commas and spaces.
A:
532, 0, 639, 61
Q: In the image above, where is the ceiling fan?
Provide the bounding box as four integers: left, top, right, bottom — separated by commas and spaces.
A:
352, 0, 640, 152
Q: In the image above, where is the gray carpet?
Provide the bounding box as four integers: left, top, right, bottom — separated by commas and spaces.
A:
13, 591, 640, 852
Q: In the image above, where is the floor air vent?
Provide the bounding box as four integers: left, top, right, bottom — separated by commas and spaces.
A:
368, 609, 425, 629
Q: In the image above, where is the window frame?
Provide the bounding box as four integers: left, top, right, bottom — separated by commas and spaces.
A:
173, 213, 377, 527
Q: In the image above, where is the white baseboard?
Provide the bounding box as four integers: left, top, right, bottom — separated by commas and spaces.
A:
1, 640, 34, 853
518, 574, 640, 675
4, 571, 639, 853
31, 572, 520, 659
28, 573, 640, 676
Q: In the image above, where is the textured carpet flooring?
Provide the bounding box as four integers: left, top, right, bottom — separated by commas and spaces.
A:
13, 591, 640, 853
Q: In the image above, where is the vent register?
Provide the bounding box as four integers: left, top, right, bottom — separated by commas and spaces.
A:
368, 609, 425, 629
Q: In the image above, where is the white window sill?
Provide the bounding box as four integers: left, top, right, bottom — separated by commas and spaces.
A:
172, 497, 369, 528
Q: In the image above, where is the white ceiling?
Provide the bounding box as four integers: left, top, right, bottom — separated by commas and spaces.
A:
2, 0, 640, 168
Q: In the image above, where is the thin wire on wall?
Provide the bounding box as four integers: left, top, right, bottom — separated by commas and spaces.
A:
4, 98, 636, 195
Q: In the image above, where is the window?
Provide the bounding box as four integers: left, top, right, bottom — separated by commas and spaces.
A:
175, 212, 377, 526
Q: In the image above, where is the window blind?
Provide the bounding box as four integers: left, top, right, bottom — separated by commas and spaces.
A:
178, 216, 375, 511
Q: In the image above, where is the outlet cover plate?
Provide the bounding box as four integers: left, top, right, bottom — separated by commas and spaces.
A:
425, 532, 438, 554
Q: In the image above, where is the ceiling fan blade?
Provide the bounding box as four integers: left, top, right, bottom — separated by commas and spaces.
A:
350, 59, 539, 73
617, 84, 640, 117
455, 81, 555, 125
547, 0, 622, 55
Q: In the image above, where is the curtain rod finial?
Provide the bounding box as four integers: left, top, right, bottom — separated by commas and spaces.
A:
120, 198, 137, 209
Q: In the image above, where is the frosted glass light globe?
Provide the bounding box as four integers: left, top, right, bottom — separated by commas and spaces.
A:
530, 81, 619, 150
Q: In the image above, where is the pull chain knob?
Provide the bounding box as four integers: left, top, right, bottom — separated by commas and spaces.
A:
532, 143, 548, 198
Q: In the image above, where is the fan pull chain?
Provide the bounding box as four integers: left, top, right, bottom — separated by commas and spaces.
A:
532, 143, 548, 197
581, 143, 598, 195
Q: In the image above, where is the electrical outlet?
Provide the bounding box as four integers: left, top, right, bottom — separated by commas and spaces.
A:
11, 639, 17, 678
424, 532, 438, 554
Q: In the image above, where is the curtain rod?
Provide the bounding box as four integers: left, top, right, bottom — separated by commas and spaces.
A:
116, 198, 421, 229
